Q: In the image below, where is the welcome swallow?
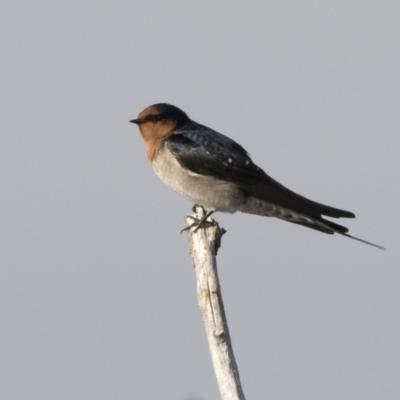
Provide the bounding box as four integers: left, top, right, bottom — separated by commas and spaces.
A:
131, 103, 383, 250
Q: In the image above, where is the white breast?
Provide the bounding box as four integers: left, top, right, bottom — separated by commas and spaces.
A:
151, 146, 244, 213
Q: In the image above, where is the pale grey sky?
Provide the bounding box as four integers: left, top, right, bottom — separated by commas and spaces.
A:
1, 1, 399, 399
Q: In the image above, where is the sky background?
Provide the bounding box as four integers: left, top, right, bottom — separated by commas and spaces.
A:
1, 1, 399, 399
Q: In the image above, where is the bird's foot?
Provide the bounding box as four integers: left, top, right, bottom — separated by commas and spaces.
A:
180, 216, 215, 233
181, 207, 216, 234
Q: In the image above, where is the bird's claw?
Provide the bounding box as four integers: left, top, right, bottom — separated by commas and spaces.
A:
181, 214, 216, 234
180, 218, 196, 234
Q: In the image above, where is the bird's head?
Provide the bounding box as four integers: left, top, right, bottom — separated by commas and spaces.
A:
131, 103, 189, 143
131, 103, 190, 160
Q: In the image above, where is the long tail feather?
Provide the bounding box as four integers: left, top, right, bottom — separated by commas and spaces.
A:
341, 233, 385, 250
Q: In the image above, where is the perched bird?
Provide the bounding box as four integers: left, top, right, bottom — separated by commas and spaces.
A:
131, 103, 383, 250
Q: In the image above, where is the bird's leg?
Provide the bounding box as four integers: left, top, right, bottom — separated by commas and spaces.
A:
192, 209, 215, 233
181, 206, 216, 233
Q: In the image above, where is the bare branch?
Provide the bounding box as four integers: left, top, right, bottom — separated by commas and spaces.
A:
185, 206, 246, 400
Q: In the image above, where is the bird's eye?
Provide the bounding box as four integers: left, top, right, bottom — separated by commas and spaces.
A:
144, 114, 166, 123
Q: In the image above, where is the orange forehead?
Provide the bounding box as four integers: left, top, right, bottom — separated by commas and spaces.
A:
137, 105, 159, 120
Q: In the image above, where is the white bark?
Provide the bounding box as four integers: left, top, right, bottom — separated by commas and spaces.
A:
185, 206, 245, 400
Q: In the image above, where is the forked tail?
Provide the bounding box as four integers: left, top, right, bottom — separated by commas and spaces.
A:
341, 233, 385, 250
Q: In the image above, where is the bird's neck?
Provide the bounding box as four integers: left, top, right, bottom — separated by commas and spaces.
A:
138, 123, 175, 162
146, 138, 165, 162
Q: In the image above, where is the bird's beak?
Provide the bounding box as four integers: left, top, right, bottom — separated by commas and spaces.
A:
130, 119, 140, 124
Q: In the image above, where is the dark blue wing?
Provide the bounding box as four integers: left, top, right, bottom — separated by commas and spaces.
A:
166, 121, 355, 221
167, 122, 267, 185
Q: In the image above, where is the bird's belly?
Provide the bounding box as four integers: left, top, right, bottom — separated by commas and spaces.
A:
152, 148, 244, 212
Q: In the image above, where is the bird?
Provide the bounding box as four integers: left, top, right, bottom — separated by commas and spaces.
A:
130, 103, 384, 250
